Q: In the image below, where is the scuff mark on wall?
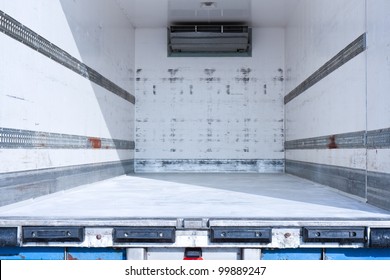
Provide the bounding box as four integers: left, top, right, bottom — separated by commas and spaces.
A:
201, 68, 220, 83
235, 67, 254, 84
6, 95, 28, 101
163, 68, 184, 83
273, 68, 284, 82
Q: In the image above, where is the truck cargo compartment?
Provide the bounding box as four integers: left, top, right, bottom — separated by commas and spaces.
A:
1, 0, 390, 259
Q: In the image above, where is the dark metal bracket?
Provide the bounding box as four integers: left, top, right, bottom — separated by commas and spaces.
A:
113, 227, 176, 243
303, 227, 366, 243
23, 227, 84, 243
210, 227, 272, 243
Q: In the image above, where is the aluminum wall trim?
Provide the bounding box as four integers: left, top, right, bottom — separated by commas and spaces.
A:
135, 159, 285, 173
285, 127, 390, 150
0, 160, 134, 206
0, 127, 135, 150
367, 171, 390, 211
285, 131, 366, 150
285, 160, 366, 198
367, 128, 390, 149
284, 34, 366, 104
0, 11, 135, 104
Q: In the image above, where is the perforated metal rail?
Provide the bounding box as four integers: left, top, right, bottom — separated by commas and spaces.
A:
285, 128, 390, 150
285, 131, 366, 150
0, 127, 135, 149
367, 128, 390, 149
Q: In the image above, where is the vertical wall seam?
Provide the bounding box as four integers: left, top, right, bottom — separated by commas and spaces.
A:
364, 0, 369, 202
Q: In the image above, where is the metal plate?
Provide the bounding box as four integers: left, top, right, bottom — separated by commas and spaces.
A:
0, 247, 65, 260
113, 227, 176, 243
285, 131, 365, 150
325, 248, 390, 260
370, 228, 390, 248
23, 227, 84, 243
262, 249, 322, 260
0, 227, 18, 247
210, 227, 272, 243
367, 128, 390, 149
303, 227, 366, 243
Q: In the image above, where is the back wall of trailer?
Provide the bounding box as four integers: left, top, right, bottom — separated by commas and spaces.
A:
134, 28, 285, 172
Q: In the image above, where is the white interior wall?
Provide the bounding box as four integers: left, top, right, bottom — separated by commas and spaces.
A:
0, 0, 135, 172
284, 0, 390, 208
134, 28, 285, 170
285, 0, 367, 169
285, 0, 366, 94
366, 0, 390, 175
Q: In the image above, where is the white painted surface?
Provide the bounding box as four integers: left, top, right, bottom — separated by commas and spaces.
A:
367, 150, 390, 174
0, 150, 133, 173
366, 0, 390, 175
135, 28, 284, 161
285, 0, 366, 93
286, 149, 367, 170
0, 174, 388, 219
59, 0, 136, 92
0, 35, 132, 139
366, 0, 390, 131
285, 55, 366, 141
0, 0, 83, 60
283, 0, 370, 175
0, 0, 135, 173
367, 0, 390, 173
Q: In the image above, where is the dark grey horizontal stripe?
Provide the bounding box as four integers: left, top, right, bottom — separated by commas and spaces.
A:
0, 127, 135, 150
286, 160, 366, 199
284, 34, 366, 104
367, 171, 390, 211
285, 127, 390, 150
135, 159, 284, 173
0, 11, 135, 104
0, 160, 134, 207
367, 128, 390, 149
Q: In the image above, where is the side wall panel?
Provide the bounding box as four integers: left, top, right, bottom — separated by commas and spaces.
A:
285, 0, 390, 210
284, 0, 367, 199
366, 0, 390, 210
0, 0, 136, 206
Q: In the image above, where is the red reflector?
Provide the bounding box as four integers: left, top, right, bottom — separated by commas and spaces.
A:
184, 247, 203, 260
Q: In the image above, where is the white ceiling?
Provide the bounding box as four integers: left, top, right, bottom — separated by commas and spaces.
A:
116, 0, 297, 28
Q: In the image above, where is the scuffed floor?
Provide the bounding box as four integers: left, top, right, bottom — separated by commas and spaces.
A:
1, 173, 390, 221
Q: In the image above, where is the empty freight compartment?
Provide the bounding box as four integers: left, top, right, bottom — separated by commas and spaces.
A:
0, 0, 390, 260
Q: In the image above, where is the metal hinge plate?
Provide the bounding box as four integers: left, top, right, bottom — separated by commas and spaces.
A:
210, 227, 272, 243
23, 227, 84, 243
113, 227, 176, 243
303, 227, 366, 243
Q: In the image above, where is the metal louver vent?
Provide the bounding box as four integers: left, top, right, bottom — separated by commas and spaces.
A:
168, 25, 252, 57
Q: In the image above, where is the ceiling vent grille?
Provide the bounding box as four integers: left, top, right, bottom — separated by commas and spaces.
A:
168, 25, 252, 57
